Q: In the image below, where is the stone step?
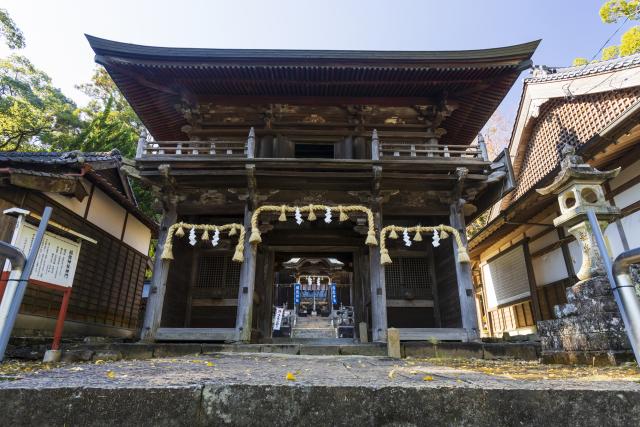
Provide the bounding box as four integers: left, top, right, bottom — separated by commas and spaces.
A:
292, 327, 335, 339
1, 354, 638, 425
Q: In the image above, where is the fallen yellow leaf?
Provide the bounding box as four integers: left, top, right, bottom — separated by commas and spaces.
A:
206, 362, 215, 367
286, 372, 296, 381
106, 370, 116, 379
423, 376, 434, 381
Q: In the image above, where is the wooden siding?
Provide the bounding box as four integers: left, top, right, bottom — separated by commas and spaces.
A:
433, 238, 461, 327
0, 188, 147, 332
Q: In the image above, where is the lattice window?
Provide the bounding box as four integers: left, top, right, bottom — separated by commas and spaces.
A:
385, 256, 433, 299
193, 254, 239, 298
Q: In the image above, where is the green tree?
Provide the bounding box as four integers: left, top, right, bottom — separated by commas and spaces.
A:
572, 57, 589, 66
66, 67, 156, 219
0, 8, 25, 49
55, 67, 144, 157
0, 55, 80, 151
602, 45, 620, 59
600, 0, 640, 23
620, 25, 640, 55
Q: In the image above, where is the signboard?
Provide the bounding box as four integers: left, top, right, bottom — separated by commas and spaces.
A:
331, 283, 338, 305
273, 307, 284, 331
3, 222, 81, 288
301, 290, 327, 299
294, 283, 301, 305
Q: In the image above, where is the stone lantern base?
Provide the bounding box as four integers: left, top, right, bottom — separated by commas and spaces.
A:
537, 276, 634, 366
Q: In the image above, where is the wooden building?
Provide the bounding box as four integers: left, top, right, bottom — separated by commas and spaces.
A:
87, 35, 538, 343
0, 150, 156, 338
469, 55, 640, 338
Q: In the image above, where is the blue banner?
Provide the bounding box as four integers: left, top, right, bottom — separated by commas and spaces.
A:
331, 283, 337, 305
294, 283, 301, 305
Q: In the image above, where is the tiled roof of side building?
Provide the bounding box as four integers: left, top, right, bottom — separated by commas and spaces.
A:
0, 150, 122, 165
526, 53, 640, 83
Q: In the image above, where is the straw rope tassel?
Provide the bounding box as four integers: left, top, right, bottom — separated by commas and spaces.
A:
232, 225, 246, 263
307, 204, 317, 221
338, 206, 349, 222
379, 224, 470, 265
161, 222, 246, 263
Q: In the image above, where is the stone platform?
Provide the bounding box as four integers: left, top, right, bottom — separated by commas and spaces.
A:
1, 353, 639, 426
7, 340, 540, 362
538, 276, 634, 365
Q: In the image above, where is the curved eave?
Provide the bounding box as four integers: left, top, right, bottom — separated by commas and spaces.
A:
86, 34, 539, 66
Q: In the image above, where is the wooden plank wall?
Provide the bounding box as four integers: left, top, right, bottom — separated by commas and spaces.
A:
488, 300, 535, 335
0, 188, 147, 332
433, 238, 462, 327
160, 238, 191, 327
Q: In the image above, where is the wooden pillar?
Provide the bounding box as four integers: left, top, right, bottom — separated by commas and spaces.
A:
449, 202, 479, 341
369, 208, 388, 342
140, 196, 177, 342
523, 240, 543, 322
235, 205, 257, 342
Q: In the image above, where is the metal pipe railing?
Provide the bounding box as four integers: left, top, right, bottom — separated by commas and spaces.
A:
0, 206, 52, 361
587, 210, 640, 365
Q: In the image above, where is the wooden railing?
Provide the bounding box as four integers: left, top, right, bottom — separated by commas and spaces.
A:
137, 139, 249, 158
136, 128, 489, 162
372, 130, 488, 161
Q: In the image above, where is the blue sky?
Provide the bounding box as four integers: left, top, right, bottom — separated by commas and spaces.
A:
1, 0, 636, 121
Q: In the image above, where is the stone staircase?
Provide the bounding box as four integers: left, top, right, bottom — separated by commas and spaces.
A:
292, 315, 336, 339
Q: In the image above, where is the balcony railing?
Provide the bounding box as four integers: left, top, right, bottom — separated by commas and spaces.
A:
136, 128, 489, 162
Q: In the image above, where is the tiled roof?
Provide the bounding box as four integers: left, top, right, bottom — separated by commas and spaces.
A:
0, 150, 122, 165
508, 87, 640, 204
527, 53, 640, 83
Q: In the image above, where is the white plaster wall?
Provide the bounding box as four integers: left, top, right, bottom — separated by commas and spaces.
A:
44, 179, 91, 217
609, 158, 640, 190
86, 187, 126, 239
123, 214, 152, 255
622, 210, 640, 250
613, 182, 640, 209
532, 248, 568, 286
604, 223, 625, 259
528, 230, 559, 253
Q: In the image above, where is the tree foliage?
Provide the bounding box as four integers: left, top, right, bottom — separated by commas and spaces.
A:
620, 25, 640, 55
0, 8, 25, 49
600, 0, 640, 23
0, 55, 80, 151
572, 57, 589, 66
602, 44, 620, 60
0, 8, 155, 219
56, 67, 144, 157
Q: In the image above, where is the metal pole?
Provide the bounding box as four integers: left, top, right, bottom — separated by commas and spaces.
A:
0, 206, 52, 361
586, 210, 640, 365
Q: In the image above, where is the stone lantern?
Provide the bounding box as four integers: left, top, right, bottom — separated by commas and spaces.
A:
535, 145, 632, 365
537, 145, 620, 280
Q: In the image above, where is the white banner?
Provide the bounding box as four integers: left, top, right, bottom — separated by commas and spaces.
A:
273, 307, 284, 331
3, 222, 81, 288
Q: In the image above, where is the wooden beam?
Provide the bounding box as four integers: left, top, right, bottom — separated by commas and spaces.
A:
235, 205, 257, 342
191, 298, 238, 307
386, 299, 434, 308
140, 194, 178, 342
196, 95, 441, 107
449, 201, 480, 341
